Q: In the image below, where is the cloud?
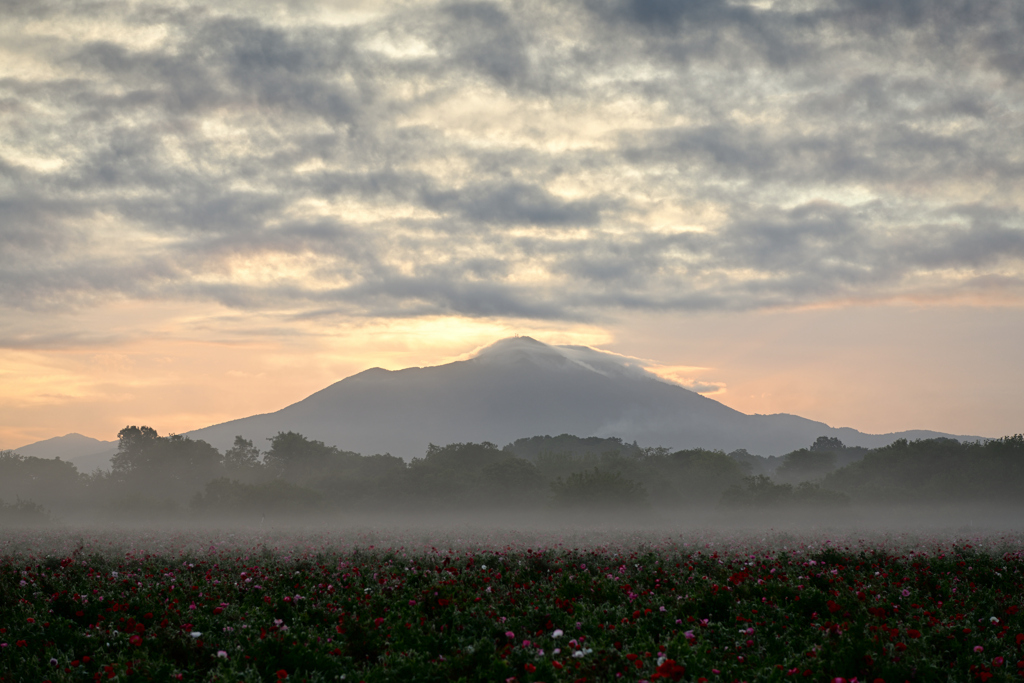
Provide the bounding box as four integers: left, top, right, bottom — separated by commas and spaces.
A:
1, 0, 1023, 333
422, 182, 603, 226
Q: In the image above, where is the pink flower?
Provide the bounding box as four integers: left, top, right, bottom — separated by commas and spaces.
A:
974, 645, 984, 653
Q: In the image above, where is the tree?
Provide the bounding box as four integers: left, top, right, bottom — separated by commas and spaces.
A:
109, 426, 223, 500
480, 457, 545, 505
110, 425, 160, 476
775, 448, 838, 483
223, 436, 264, 483
550, 468, 647, 509
810, 436, 846, 452
0, 450, 83, 512
720, 475, 793, 508
263, 432, 341, 482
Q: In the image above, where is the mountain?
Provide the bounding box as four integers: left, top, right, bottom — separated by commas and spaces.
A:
12, 433, 118, 473
184, 336, 984, 459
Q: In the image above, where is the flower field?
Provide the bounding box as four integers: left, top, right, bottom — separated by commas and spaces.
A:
2, 527, 1023, 682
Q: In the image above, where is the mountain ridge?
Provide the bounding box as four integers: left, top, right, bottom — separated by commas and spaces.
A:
184, 337, 983, 459
11, 337, 988, 467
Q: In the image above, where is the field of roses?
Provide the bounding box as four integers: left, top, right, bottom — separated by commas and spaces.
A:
2, 527, 1024, 682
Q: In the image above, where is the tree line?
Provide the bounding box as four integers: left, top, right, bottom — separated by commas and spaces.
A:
1, 428, 1022, 522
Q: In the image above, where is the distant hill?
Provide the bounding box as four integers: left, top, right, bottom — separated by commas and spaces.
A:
13, 433, 117, 472
182, 337, 984, 459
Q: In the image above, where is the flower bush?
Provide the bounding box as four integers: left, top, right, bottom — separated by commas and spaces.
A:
1, 528, 1022, 682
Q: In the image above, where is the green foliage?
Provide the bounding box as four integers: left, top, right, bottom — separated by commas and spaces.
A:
2, 537, 1022, 682
222, 436, 264, 483
0, 450, 83, 512
264, 431, 343, 482
0, 497, 50, 524
720, 475, 849, 508
191, 478, 323, 514
775, 448, 838, 483
727, 448, 782, 477
14, 428, 1024, 515
641, 449, 749, 504
823, 435, 1024, 503
110, 427, 222, 501
505, 434, 643, 461
403, 442, 545, 508
550, 467, 648, 508
809, 436, 846, 452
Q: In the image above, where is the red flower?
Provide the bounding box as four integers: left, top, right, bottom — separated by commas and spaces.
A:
907, 629, 921, 639
652, 659, 686, 681
524, 663, 536, 672
129, 634, 143, 647
276, 670, 288, 680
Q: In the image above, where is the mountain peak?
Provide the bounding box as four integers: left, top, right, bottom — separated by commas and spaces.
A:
471, 336, 565, 364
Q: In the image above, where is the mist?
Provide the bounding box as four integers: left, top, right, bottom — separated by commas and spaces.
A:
4, 426, 1023, 537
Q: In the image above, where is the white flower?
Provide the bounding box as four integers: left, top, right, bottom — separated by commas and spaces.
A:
190, 631, 202, 638
552, 629, 563, 638
216, 650, 228, 659
572, 650, 585, 659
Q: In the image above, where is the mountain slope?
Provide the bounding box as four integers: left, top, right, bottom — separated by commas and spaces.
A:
186, 336, 985, 459
13, 433, 118, 471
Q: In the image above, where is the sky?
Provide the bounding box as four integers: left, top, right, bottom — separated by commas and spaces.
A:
2, 0, 1023, 450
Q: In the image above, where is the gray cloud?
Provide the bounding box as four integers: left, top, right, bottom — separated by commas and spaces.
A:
1, 0, 1023, 328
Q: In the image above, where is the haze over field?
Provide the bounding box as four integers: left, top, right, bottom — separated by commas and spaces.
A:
2, 0, 1023, 452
